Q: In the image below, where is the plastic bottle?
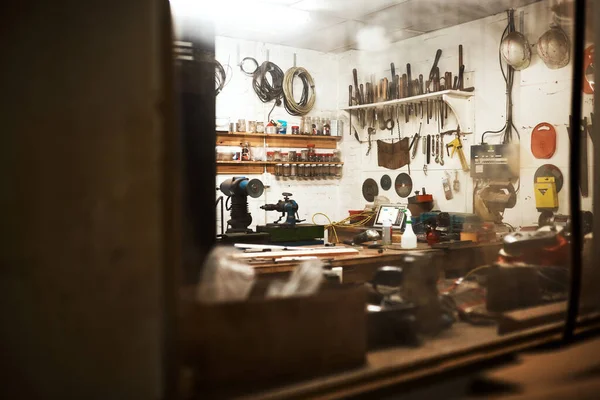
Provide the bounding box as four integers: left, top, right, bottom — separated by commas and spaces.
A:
401, 210, 417, 249
382, 218, 392, 245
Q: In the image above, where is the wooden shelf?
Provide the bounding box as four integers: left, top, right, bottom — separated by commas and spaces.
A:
341, 89, 475, 133
340, 89, 473, 111
216, 131, 343, 174
216, 160, 343, 174
216, 131, 342, 141
263, 161, 343, 165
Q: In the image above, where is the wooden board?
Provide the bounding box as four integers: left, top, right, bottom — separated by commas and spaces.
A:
266, 135, 339, 149
498, 302, 567, 335
233, 247, 359, 260
217, 135, 264, 147
216, 161, 264, 174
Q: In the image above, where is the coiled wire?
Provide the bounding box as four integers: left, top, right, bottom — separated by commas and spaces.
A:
252, 61, 284, 105
215, 59, 227, 96
283, 66, 316, 116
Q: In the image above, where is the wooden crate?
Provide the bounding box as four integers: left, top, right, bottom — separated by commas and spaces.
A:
179, 285, 367, 388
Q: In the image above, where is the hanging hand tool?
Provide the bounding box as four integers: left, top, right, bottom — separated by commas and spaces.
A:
439, 134, 445, 166
396, 106, 401, 135
385, 118, 394, 135
359, 83, 366, 128
390, 62, 396, 98
429, 49, 442, 90
406, 63, 412, 97
422, 136, 428, 176
446, 133, 469, 172
453, 170, 460, 192
427, 134, 431, 164
458, 45, 464, 90
348, 85, 354, 137
366, 127, 375, 156
435, 134, 440, 163
410, 122, 422, 159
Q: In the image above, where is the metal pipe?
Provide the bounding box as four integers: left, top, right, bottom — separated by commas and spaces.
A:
564, 0, 586, 343
215, 196, 225, 235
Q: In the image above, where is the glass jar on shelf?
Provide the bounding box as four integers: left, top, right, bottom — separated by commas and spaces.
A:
237, 119, 246, 132
256, 121, 265, 133
311, 118, 318, 135
302, 116, 312, 135
275, 163, 283, 176
312, 164, 319, 177
307, 144, 316, 161
291, 125, 299, 135
273, 149, 282, 161
300, 149, 309, 161
283, 164, 291, 177
297, 164, 305, 177
288, 150, 297, 162
332, 149, 341, 162
266, 151, 274, 162
334, 164, 343, 178
290, 164, 297, 177
315, 117, 323, 135
247, 120, 257, 133
323, 118, 331, 136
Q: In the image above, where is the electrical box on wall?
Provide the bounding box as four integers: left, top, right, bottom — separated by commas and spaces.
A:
470, 144, 520, 179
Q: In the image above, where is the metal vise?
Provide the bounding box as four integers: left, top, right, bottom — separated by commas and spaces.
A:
261, 192, 304, 227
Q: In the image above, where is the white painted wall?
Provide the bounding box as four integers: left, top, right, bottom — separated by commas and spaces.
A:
215, 0, 594, 233
336, 0, 594, 228
215, 37, 342, 233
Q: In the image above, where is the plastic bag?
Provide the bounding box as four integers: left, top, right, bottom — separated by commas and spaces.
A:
196, 246, 255, 303
266, 259, 324, 298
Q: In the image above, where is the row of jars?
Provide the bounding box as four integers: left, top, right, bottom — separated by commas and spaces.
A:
300, 117, 331, 136
231, 118, 332, 136
267, 147, 341, 162
274, 163, 342, 178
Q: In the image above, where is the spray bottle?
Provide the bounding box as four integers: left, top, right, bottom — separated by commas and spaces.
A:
382, 218, 392, 245
401, 209, 417, 249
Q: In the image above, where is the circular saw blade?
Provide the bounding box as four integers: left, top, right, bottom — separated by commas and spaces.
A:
246, 178, 265, 198
380, 174, 392, 191
534, 164, 563, 193
394, 173, 413, 198
362, 178, 379, 202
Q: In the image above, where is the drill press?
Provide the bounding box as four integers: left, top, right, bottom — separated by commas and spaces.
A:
257, 193, 324, 244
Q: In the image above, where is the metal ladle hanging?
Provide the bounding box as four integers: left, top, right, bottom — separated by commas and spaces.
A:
500, 9, 531, 71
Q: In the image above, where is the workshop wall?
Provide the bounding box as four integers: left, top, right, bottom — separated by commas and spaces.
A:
337, 0, 594, 228
215, 37, 342, 232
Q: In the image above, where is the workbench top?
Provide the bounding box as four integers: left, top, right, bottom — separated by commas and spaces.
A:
249, 241, 502, 282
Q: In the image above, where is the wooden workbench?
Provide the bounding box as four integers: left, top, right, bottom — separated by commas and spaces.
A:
194, 316, 600, 400
250, 241, 502, 283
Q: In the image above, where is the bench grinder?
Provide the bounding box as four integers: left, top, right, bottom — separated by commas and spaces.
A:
219, 177, 264, 233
